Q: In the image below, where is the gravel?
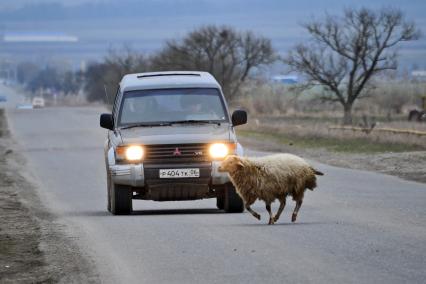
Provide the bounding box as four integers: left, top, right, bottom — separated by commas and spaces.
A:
0, 110, 99, 283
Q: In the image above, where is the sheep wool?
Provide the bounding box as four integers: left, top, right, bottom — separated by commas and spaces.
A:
218, 154, 323, 225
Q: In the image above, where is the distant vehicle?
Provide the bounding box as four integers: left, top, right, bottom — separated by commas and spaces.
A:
0, 95, 7, 102
32, 97, 45, 108
100, 71, 247, 215
408, 96, 426, 122
16, 103, 33, 109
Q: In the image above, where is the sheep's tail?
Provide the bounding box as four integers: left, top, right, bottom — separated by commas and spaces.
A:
311, 167, 324, 176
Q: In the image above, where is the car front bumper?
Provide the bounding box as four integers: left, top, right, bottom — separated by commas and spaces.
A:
109, 160, 230, 187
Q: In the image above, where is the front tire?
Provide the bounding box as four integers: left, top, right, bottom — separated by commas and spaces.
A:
216, 196, 225, 210
109, 177, 132, 215
224, 183, 244, 213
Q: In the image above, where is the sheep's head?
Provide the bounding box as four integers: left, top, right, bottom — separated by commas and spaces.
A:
218, 155, 245, 174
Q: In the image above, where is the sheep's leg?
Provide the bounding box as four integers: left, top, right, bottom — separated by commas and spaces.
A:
291, 200, 303, 223
273, 198, 286, 223
245, 203, 261, 221
266, 203, 274, 225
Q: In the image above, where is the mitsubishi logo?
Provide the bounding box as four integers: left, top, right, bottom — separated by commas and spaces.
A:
173, 147, 182, 156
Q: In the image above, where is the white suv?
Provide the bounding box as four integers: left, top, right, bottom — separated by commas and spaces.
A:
100, 71, 248, 215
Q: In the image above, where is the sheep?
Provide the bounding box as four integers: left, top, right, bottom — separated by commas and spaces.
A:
218, 154, 324, 225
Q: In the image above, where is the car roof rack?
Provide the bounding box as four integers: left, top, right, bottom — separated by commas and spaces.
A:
137, 73, 201, 79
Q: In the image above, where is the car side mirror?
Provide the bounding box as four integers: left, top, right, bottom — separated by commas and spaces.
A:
100, 113, 114, 130
231, 110, 247, 126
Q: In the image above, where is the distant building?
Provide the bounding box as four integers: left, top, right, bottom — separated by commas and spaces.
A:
272, 75, 298, 85
3, 32, 78, 43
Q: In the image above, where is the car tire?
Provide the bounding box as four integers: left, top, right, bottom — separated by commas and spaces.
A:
110, 180, 132, 215
224, 183, 244, 213
107, 172, 112, 212
216, 195, 225, 210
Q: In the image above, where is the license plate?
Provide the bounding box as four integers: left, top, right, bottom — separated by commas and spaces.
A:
159, 168, 200, 178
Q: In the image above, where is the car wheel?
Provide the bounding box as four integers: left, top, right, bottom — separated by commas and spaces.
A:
224, 183, 244, 213
110, 181, 132, 215
216, 195, 225, 210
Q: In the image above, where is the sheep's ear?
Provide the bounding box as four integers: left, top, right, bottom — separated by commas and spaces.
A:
236, 160, 245, 168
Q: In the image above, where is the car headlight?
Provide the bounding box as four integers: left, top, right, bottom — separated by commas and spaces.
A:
125, 145, 144, 161
209, 143, 235, 159
116, 145, 144, 162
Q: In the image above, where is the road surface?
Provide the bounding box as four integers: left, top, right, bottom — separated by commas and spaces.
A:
3, 86, 426, 283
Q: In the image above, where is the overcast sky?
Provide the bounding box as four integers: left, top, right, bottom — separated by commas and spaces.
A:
0, 0, 424, 69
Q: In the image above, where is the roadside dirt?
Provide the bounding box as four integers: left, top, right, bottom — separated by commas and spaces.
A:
0, 109, 98, 283
239, 136, 426, 184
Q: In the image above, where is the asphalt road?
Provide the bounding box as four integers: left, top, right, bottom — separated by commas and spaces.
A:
3, 86, 426, 283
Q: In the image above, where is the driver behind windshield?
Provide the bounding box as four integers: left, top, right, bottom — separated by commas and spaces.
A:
124, 96, 159, 122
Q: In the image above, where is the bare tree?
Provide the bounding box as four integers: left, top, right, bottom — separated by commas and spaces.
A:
16, 62, 40, 85
85, 47, 149, 103
151, 25, 276, 100
284, 7, 420, 124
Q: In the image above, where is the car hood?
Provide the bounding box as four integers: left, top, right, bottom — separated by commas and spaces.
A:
119, 123, 232, 145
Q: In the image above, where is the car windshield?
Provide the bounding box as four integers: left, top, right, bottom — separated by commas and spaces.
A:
118, 88, 228, 126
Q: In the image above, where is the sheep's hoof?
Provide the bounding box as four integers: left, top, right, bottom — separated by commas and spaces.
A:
268, 218, 275, 225
273, 216, 279, 223
291, 213, 297, 223
253, 213, 261, 220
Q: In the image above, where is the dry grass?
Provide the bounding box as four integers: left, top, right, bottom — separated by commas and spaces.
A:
233, 80, 426, 152
238, 116, 426, 152
235, 80, 426, 119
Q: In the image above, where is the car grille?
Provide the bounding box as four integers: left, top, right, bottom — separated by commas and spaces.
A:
144, 143, 210, 163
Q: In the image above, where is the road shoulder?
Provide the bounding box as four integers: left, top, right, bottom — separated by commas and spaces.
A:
0, 109, 99, 283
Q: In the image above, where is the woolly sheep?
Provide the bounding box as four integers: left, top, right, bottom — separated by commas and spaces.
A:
218, 154, 324, 225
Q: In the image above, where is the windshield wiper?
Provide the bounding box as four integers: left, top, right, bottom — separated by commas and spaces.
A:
120, 122, 172, 130
170, 120, 221, 125
121, 120, 221, 129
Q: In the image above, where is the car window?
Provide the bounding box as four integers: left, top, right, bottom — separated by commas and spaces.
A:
118, 88, 228, 126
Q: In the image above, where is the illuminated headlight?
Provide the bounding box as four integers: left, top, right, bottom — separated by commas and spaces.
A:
209, 143, 230, 159
126, 146, 144, 161
116, 145, 144, 162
